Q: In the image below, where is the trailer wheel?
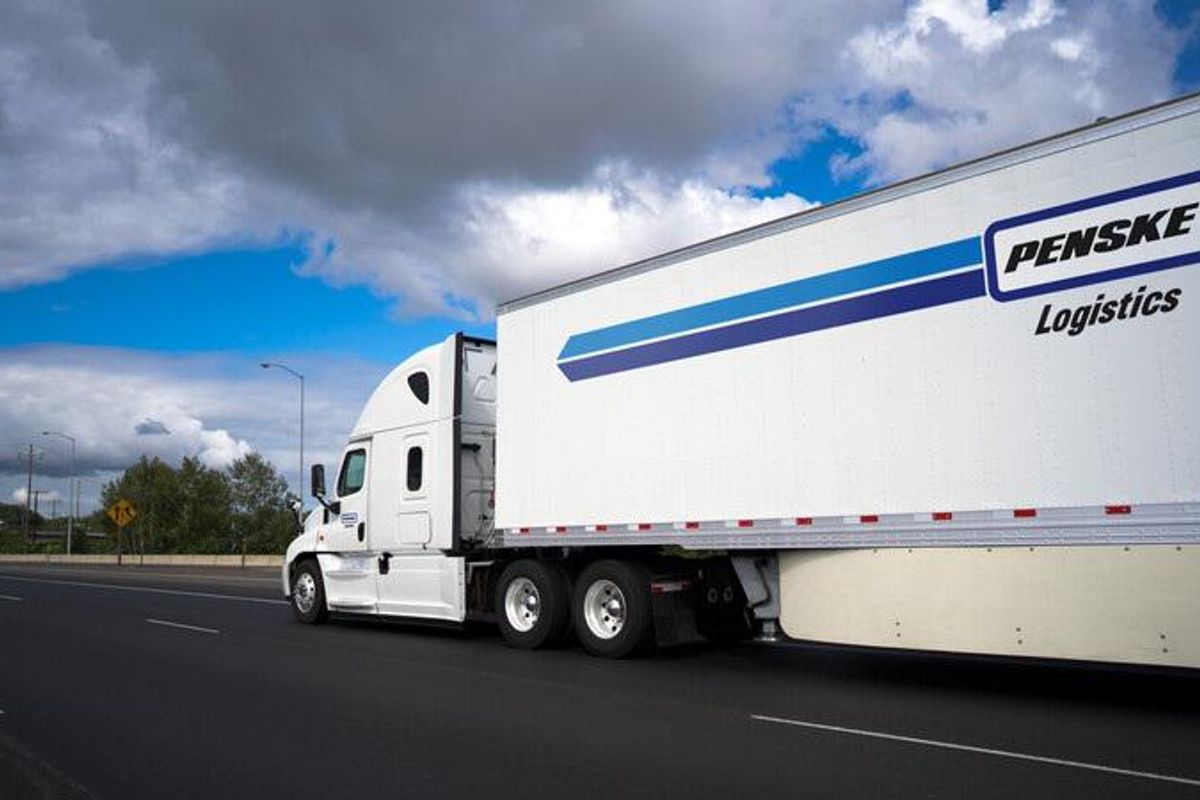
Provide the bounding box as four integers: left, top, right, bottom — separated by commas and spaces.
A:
574, 560, 654, 658
496, 560, 572, 649
290, 559, 329, 625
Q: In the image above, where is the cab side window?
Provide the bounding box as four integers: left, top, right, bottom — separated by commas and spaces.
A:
407, 371, 430, 405
406, 446, 423, 493
337, 449, 367, 497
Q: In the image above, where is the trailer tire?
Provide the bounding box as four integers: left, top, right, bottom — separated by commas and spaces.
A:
574, 560, 654, 658
290, 559, 329, 625
496, 559, 572, 650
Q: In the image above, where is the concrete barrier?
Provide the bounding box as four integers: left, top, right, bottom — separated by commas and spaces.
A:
0, 553, 284, 567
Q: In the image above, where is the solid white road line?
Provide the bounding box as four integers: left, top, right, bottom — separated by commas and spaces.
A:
146, 618, 220, 635
751, 714, 1200, 788
0, 593, 22, 602
0, 574, 286, 605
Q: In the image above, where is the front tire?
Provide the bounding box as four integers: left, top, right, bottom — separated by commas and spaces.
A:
496, 559, 572, 649
290, 559, 330, 624
573, 560, 654, 658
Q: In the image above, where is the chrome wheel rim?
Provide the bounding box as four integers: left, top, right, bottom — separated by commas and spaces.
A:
293, 571, 317, 614
582, 579, 626, 640
504, 576, 541, 633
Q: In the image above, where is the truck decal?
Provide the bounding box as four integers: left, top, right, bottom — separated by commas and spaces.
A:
559, 268, 985, 381
984, 170, 1200, 302
558, 172, 1200, 381
557, 237, 986, 381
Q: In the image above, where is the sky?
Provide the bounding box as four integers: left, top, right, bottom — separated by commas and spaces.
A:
1, 0, 1198, 515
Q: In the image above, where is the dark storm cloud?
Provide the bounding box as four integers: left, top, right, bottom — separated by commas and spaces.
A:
82, 1, 883, 217
134, 418, 170, 436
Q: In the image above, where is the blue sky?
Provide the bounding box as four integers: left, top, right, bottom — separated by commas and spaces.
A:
1, 0, 1198, 510
0, 243, 495, 363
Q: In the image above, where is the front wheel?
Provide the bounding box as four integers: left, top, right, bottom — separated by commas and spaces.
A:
496, 559, 572, 649
573, 560, 654, 658
290, 559, 330, 624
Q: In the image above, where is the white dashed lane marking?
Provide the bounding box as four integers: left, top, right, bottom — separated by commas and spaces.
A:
751, 714, 1200, 788
146, 618, 220, 635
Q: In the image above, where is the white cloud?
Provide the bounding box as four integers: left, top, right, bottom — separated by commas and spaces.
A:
302, 166, 814, 318
0, 0, 1190, 318
0, 346, 385, 511
11, 488, 61, 506
831, 0, 1182, 182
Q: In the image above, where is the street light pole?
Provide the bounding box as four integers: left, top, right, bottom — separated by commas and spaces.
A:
42, 431, 76, 556
260, 362, 305, 511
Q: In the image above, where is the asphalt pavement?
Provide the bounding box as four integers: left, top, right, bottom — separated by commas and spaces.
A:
1, 564, 1198, 799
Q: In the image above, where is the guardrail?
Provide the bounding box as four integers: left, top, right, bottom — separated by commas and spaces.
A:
0, 554, 283, 567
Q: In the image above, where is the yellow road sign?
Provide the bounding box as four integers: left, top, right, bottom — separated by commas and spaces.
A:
107, 498, 137, 528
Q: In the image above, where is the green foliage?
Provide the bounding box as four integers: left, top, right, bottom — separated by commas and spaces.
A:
95, 453, 298, 555
0, 502, 43, 531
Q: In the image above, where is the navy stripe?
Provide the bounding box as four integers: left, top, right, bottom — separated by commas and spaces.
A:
559, 237, 982, 359
559, 269, 986, 381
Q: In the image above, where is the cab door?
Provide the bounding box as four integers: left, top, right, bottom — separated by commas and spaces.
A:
376, 431, 464, 620
319, 441, 376, 612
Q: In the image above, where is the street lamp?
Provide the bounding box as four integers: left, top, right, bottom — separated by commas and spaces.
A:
41, 430, 76, 556
260, 362, 305, 510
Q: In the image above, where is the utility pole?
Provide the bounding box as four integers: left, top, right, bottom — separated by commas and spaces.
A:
261, 362, 306, 511
31, 489, 43, 540
21, 444, 34, 543
42, 431, 77, 556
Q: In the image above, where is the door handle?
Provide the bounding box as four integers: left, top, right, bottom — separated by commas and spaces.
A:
378, 551, 392, 575
357, 521, 365, 542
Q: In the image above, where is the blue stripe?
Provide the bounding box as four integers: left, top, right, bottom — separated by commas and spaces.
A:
558, 269, 986, 381
558, 237, 982, 360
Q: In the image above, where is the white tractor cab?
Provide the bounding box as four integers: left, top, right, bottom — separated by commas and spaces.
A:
283, 332, 746, 657
285, 334, 498, 624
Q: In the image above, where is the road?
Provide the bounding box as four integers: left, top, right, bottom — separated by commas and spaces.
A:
1, 564, 1198, 799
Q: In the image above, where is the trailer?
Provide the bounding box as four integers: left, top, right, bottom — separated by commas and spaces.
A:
284, 92, 1200, 665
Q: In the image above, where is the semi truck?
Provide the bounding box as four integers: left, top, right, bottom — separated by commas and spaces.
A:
283, 92, 1200, 666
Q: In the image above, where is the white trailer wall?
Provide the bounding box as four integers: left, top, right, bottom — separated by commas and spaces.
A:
496, 98, 1200, 532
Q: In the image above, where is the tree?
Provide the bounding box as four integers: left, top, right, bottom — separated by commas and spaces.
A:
176, 457, 233, 552
100, 456, 179, 556
228, 453, 298, 554
95, 452, 297, 555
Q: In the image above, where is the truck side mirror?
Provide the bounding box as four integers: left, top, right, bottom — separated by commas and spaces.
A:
311, 464, 326, 498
